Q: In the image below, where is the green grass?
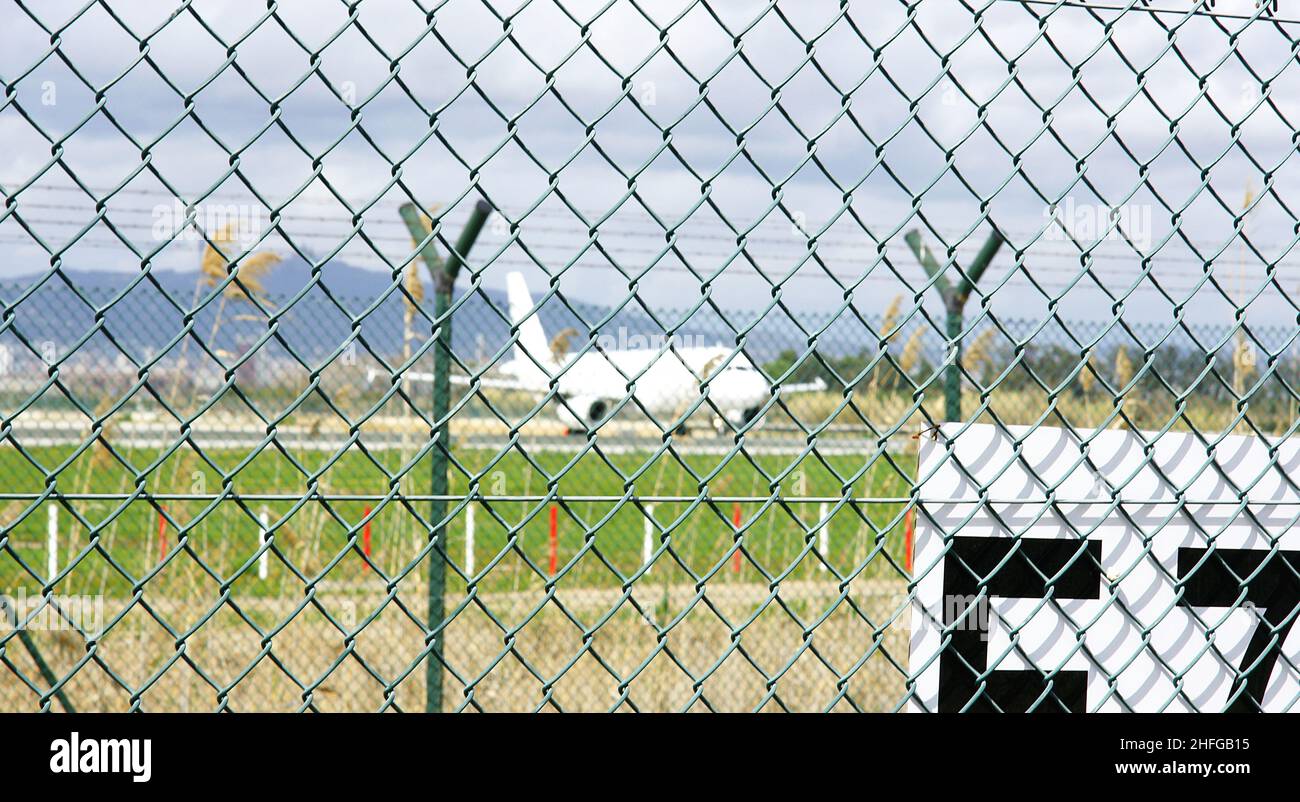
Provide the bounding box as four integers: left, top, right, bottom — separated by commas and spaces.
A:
0, 441, 916, 600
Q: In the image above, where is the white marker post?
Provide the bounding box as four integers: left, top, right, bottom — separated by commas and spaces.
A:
46, 505, 58, 579
258, 508, 270, 580
818, 502, 829, 572
465, 503, 476, 576
642, 504, 655, 572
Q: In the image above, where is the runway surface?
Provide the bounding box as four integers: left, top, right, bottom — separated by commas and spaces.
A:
6, 413, 911, 456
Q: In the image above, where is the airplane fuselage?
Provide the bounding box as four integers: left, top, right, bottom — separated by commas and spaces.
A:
519, 346, 770, 431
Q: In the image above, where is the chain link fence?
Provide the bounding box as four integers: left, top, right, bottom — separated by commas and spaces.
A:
2, 0, 1299, 711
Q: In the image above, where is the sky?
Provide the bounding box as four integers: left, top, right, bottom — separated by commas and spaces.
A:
2, 0, 1300, 342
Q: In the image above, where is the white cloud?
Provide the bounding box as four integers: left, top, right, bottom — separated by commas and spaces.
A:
0, 0, 1296, 326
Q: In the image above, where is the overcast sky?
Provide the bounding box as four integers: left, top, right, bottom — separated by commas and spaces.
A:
2, 0, 1299, 336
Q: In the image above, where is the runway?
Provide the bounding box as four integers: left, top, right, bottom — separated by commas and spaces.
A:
5, 412, 911, 456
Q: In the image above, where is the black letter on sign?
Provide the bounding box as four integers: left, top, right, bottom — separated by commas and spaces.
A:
938, 537, 1102, 713
1177, 547, 1300, 713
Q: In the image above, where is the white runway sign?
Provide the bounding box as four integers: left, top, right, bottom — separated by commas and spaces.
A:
909, 423, 1300, 712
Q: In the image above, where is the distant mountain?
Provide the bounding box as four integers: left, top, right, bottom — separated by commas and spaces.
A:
0, 255, 773, 371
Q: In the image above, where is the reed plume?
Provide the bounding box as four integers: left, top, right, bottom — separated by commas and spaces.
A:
200, 223, 281, 303
1079, 353, 1096, 395
899, 327, 926, 376
1113, 345, 1133, 387
964, 328, 997, 383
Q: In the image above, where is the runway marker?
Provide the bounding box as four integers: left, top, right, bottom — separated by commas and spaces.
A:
362, 505, 372, 570
642, 504, 655, 572
258, 508, 270, 580
47, 505, 58, 579
465, 503, 476, 576
732, 503, 742, 573
818, 502, 829, 571
904, 507, 915, 574
548, 505, 558, 576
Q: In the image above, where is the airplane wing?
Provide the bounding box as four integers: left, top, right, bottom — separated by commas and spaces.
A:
450, 374, 544, 391
777, 377, 828, 394
367, 368, 544, 392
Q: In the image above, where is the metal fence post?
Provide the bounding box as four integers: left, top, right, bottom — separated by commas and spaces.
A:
399, 199, 492, 713
906, 228, 1005, 422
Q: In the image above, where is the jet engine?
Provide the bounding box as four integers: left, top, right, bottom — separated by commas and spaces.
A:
556, 396, 609, 431
715, 405, 763, 435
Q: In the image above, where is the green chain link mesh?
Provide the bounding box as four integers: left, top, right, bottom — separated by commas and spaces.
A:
0, 0, 1296, 711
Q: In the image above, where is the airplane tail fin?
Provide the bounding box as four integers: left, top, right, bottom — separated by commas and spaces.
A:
505, 272, 553, 386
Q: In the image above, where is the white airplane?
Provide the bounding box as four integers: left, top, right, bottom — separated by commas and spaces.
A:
370, 272, 826, 435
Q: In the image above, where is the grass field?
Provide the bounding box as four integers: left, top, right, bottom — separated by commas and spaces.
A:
2, 391, 1285, 711
0, 578, 913, 712
0, 441, 917, 601
0, 439, 916, 711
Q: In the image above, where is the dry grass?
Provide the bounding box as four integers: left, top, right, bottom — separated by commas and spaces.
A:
0, 579, 910, 712
767, 386, 1299, 437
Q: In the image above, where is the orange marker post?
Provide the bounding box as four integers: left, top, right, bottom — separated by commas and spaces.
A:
157, 507, 167, 561
904, 507, 915, 574
363, 505, 373, 570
